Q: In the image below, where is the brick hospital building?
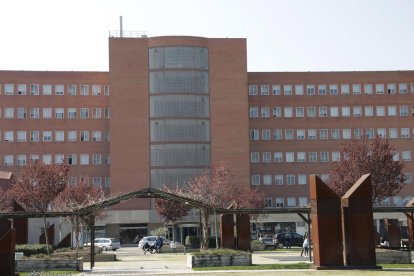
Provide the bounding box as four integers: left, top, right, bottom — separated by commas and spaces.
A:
1, 35, 413, 243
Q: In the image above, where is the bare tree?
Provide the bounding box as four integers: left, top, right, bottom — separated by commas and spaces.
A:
329, 135, 406, 203
11, 161, 69, 255
154, 186, 190, 242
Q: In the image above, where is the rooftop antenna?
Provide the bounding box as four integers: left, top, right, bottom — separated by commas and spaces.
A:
120, 16, 123, 37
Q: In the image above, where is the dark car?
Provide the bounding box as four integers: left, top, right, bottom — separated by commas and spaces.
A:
273, 232, 304, 248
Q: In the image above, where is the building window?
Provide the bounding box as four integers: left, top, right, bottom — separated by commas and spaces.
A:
330, 106, 339, 117
17, 131, 26, 142
341, 84, 350, 94
5, 84, 14, 95
274, 152, 283, 162
275, 197, 284, 207
376, 84, 384, 94
272, 85, 281, 95
308, 129, 317, 139
274, 129, 282, 140
43, 131, 52, 142
402, 151, 411, 161
17, 84, 26, 95
68, 108, 77, 118
80, 108, 89, 118
404, 173, 412, 184
287, 197, 297, 207
68, 154, 77, 165
80, 85, 89, 95
295, 85, 304, 95
30, 108, 39, 119
287, 175, 295, 185
399, 83, 408, 94
299, 197, 308, 206
30, 154, 39, 162
30, 84, 39, 95
296, 129, 305, 140
251, 175, 260, 185
92, 131, 102, 142
283, 85, 292, 95
309, 152, 317, 162
68, 177, 77, 185
55, 154, 64, 164
80, 130, 89, 141
68, 84, 77, 95
250, 129, 259, 140
285, 129, 294, 140
329, 84, 338, 95
250, 152, 259, 163
307, 107, 316, 117
80, 154, 89, 165
306, 85, 315, 95
319, 107, 327, 117
273, 107, 282, 118
377, 128, 386, 138
366, 128, 375, 139
17, 108, 27, 119
320, 152, 329, 162
55, 84, 64, 95
263, 175, 272, 185
249, 107, 258, 118
284, 107, 293, 118
92, 85, 101, 96
401, 128, 410, 138
387, 83, 396, 94
331, 129, 340, 139
400, 106, 409, 116
352, 84, 361, 94
387, 106, 397, 116
332, 151, 340, 161
104, 108, 110, 118
93, 177, 102, 187
365, 106, 374, 117
342, 106, 350, 117
320, 129, 328, 139
43, 108, 52, 119
4, 155, 13, 166
43, 84, 52, 95
296, 107, 304, 117
68, 131, 77, 142
275, 175, 283, 185
55, 131, 64, 142
262, 152, 271, 163
4, 107, 14, 118
354, 128, 363, 139
297, 152, 306, 162
353, 106, 362, 117
30, 131, 39, 142
93, 108, 101, 119
376, 106, 385, 117
343, 129, 351, 139
364, 84, 373, 94
104, 85, 110, 96
264, 197, 272, 207
318, 84, 326, 95
248, 85, 258, 95
261, 107, 270, 118
55, 108, 64, 119
389, 128, 398, 139
262, 129, 271, 140
43, 154, 52, 164
298, 174, 307, 185
286, 152, 294, 163
4, 131, 14, 142
93, 154, 102, 165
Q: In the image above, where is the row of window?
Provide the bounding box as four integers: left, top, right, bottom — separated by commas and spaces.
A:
1, 107, 110, 119
250, 150, 412, 164
263, 195, 413, 208
0, 84, 109, 96
68, 176, 110, 188
248, 83, 414, 96
250, 128, 414, 141
250, 105, 414, 119
252, 173, 413, 186
2, 153, 110, 166
1, 130, 109, 143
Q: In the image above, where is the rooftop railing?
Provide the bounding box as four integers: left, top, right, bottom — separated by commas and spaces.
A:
109, 30, 148, 38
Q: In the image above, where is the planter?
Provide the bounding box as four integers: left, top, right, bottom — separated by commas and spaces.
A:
376, 249, 411, 264
16, 258, 83, 272
187, 253, 252, 268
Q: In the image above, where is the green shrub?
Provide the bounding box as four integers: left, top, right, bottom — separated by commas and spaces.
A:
16, 244, 54, 256
185, 236, 220, 248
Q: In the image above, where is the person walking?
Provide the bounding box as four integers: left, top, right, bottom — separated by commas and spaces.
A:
302, 232, 309, 258
285, 230, 292, 249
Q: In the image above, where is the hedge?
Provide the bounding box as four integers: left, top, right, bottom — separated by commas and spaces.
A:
15, 244, 54, 256
185, 236, 220, 248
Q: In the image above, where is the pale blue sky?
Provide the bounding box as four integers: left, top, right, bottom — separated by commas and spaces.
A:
0, 0, 413, 72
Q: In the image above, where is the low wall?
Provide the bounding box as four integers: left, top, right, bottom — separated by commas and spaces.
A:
376, 249, 411, 264
187, 253, 252, 268
16, 258, 83, 272
82, 253, 116, 262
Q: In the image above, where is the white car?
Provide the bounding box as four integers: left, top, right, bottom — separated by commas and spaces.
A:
85, 238, 121, 251
138, 236, 169, 249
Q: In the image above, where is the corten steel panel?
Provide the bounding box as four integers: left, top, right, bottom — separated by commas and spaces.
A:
309, 175, 343, 267
39, 224, 55, 245
208, 39, 250, 190
341, 174, 377, 267
236, 214, 251, 251
405, 198, 414, 249
0, 219, 16, 276
13, 201, 28, 244
221, 214, 234, 249
384, 219, 401, 247
109, 38, 151, 210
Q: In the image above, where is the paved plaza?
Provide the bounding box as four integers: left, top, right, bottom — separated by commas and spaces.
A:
79, 247, 414, 275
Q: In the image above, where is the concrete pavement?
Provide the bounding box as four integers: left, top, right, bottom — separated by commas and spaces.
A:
79, 247, 414, 275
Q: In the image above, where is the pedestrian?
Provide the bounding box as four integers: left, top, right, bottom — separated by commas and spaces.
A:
302, 232, 309, 258
285, 230, 292, 249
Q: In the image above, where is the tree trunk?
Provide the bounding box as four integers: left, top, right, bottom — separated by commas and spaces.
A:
200, 209, 209, 251
172, 221, 176, 242
42, 216, 50, 255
